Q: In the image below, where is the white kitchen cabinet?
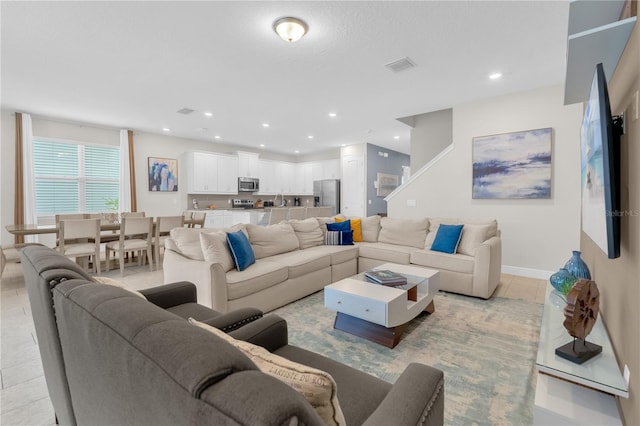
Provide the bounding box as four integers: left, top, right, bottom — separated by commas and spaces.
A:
279, 162, 295, 195
184, 152, 238, 194
322, 159, 340, 179
295, 163, 313, 195
311, 161, 324, 182
256, 160, 278, 195
230, 210, 251, 226
201, 210, 232, 228
237, 152, 261, 178
216, 154, 239, 194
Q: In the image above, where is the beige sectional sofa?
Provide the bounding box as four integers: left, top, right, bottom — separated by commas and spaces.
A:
163, 216, 501, 313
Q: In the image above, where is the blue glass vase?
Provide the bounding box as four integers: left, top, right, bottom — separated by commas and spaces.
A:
549, 268, 578, 295
564, 250, 591, 280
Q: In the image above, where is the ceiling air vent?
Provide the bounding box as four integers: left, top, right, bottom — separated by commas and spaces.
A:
176, 108, 195, 115
384, 57, 416, 73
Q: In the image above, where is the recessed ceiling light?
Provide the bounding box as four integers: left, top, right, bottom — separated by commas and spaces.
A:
294, 150, 300, 154
489, 72, 502, 80
162, 128, 170, 132
214, 135, 221, 139
259, 144, 265, 148
328, 113, 337, 117
204, 112, 213, 117
394, 135, 400, 140
262, 123, 270, 128
308, 135, 314, 139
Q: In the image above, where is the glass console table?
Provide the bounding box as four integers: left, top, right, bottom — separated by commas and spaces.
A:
533, 285, 628, 424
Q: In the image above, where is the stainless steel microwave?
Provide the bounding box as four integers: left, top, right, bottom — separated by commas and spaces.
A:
238, 177, 259, 192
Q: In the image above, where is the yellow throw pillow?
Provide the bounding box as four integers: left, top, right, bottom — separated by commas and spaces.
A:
189, 318, 346, 426
334, 217, 363, 242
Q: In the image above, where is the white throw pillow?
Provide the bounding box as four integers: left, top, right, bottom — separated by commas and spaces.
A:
360, 215, 381, 242
199, 231, 234, 272
168, 228, 205, 260
189, 318, 346, 426
457, 224, 491, 256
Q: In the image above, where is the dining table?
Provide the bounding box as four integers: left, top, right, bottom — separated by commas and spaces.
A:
6, 218, 199, 237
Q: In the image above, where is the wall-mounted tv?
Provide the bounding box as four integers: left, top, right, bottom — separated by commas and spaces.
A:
580, 63, 623, 259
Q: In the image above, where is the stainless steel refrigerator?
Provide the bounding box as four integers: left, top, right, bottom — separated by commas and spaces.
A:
313, 179, 340, 216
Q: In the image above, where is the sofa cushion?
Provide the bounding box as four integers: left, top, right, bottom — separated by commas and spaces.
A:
288, 218, 324, 249
304, 245, 358, 265
325, 230, 354, 246
169, 227, 206, 260
360, 216, 381, 242
378, 217, 428, 248
457, 224, 491, 256
431, 224, 464, 254
226, 260, 288, 300
335, 217, 363, 242
410, 249, 475, 274
426, 218, 498, 248
190, 319, 347, 426
357, 242, 414, 264
227, 230, 256, 272
200, 231, 234, 272
246, 223, 299, 260
268, 250, 332, 279
316, 217, 336, 236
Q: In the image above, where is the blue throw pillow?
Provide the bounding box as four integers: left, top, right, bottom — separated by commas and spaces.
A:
326, 220, 351, 232
226, 230, 255, 271
431, 224, 464, 254
325, 230, 354, 245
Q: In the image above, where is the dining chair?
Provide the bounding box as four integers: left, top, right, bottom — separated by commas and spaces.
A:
152, 215, 185, 269
121, 211, 146, 218
86, 212, 120, 242
286, 207, 306, 220
190, 211, 205, 228
105, 216, 154, 276
57, 219, 102, 274
268, 208, 289, 225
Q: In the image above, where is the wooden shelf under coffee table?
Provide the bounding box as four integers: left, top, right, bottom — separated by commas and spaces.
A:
324, 263, 440, 348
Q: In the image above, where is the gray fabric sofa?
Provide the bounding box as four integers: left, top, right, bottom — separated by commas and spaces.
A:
163, 216, 502, 312
22, 245, 445, 426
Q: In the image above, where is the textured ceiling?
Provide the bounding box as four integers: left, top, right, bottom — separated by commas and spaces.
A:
1, 1, 570, 155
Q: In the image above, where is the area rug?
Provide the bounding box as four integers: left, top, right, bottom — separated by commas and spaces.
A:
272, 290, 543, 425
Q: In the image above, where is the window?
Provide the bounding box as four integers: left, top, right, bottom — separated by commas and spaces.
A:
33, 139, 120, 215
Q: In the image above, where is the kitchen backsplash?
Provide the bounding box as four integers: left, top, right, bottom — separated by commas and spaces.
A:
188, 194, 315, 210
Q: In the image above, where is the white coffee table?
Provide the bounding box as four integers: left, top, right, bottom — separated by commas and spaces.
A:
324, 263, 440, 348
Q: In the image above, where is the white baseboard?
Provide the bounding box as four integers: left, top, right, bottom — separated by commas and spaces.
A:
502, 265, 553, 280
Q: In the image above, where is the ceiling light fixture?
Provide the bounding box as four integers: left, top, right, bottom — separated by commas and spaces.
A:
328, 112, 337, 117
259, 144, 265, 148
294, 150, 300, 153
262, 123, 270, 128
489, 72, 502, 80
394, 135, 400, 140
162, 128, 170, 132
273, 17, 308, 43
214, 135, 221, 139
308, 135, 314, 139
204, 112, 213, 117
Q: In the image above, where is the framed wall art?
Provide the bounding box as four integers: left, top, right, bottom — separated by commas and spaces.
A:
376, 172, 399, 197
472, 128, 552, 199
148, 157, 178, 192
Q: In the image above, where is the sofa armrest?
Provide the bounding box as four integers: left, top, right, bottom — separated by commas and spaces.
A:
139, 281, 198, 308
202, 307, 264, 333
227, 314, 289, 352
472, 236, 502, 299
362, 363, 444, 426
163, 247, 230, 312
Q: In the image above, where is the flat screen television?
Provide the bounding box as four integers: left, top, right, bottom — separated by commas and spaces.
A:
580, 63, 622, 259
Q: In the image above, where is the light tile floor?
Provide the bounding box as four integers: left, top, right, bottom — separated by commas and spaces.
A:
0, 262, 547, 425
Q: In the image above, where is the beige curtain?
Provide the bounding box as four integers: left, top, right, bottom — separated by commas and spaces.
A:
128, 130, 137, 212
13, 113, 24, 244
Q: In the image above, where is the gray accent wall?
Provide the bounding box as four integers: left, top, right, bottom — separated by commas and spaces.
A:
410, 108, 453, 172
366, 143, 409, 216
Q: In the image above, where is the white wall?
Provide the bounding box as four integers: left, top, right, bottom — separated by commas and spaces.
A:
410, 108, 453, 172
388, 86, 584, 273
